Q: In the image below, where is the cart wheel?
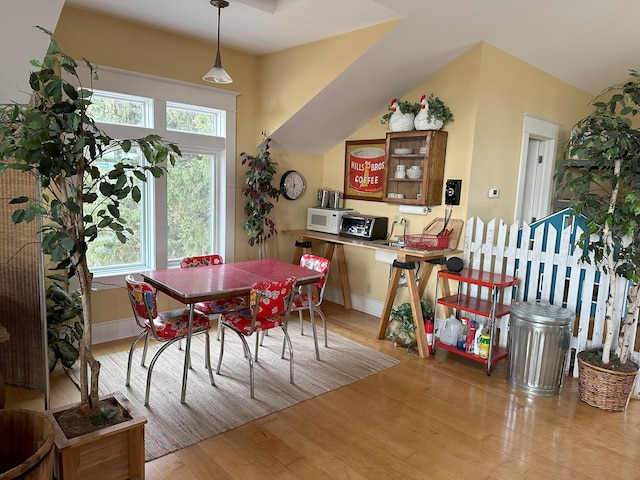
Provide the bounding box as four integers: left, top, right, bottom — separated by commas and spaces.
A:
486, 369, 492, 376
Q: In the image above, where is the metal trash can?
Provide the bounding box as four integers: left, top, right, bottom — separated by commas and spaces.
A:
507, 301, 574, 396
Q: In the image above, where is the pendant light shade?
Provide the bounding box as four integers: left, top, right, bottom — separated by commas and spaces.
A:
203, 0, 233, 84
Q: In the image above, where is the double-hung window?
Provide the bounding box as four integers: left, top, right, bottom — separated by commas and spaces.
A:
74, 66, 237, 285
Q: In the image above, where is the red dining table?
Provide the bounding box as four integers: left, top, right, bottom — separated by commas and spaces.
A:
141, 258, 323, 403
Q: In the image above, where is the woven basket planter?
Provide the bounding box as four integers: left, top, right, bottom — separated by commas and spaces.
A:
577, 351, 639, 412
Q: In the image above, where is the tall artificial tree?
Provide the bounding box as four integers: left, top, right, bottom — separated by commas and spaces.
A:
0, 29, 180, 414
556, 70, 640, 367
240, 134, 281, 259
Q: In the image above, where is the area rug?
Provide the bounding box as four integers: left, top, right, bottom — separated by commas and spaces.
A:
68, 324, 399, 461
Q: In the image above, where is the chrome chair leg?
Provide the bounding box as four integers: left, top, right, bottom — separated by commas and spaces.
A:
141, 332, 151, 367
254, 332, 260, 361
216, 325, 226, 375
308, 307, 320, 361
144, 339, 179, 406
216, 315, 222, 341
126, 330, 147, 387
314, 307, 329, 347
204, 331, 215, 386
281, 325, 294, 384
238, 334, 255, 399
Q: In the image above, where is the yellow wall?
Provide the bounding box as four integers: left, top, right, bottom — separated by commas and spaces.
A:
257, 21, 399, 140
52, 7, 595, 322
54, 6, 264, 319
55, 6, 265, 266
467, 43, 593, 221
315, 42, 593, 307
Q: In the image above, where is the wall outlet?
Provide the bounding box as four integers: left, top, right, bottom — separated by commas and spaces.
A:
366, 283, 372, 294
488, 188, 500, 198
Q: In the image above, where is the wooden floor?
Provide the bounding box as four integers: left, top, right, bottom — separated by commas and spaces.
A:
6, 301, 640, 479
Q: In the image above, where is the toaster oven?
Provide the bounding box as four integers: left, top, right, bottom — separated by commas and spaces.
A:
338, 213, 388, 241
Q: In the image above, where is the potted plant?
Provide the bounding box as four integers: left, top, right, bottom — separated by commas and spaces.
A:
414, 94, 454, 131
240, 134, 282, 259
555, 70, 640, 411
386, 299, 432, 353
381, 98, 420, 132
0, 28, 180, 477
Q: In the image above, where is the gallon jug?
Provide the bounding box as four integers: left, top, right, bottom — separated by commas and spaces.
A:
438, 315, 462, 346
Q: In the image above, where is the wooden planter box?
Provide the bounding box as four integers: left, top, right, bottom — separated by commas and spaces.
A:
45, 392, 146, 480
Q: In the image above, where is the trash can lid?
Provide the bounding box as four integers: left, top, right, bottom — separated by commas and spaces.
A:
510, 301, 574, 326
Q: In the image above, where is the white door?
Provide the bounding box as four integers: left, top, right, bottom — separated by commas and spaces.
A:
515, 114, 560, 224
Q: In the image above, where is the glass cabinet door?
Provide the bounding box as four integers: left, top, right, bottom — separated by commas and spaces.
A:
383, 130, 448, 206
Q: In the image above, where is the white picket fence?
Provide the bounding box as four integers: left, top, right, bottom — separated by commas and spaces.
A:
461, 216, 639, 393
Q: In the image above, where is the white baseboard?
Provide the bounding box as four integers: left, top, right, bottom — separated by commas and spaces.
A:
92, 316, 140, 345
324, 286, 384, 318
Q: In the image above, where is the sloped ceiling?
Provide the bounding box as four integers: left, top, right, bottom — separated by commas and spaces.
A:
5, 0, 640, 152
1, 0, 65, 104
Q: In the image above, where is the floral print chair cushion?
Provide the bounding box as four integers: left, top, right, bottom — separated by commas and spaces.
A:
217, 276, 298, 399
291, 254, 330, 309
125, 275, 215, 406
180, 254, 246, 314
290, 254, 332, 360
221, 277, 297, 335
126, 276, 211, 339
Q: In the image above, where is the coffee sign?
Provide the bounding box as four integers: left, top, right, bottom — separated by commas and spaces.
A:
344, 140, 386, 201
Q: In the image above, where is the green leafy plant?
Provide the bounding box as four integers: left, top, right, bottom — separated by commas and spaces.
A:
555, 69, 640, 371
0, 28, 181, 414
46, 273, 83, 373
89, 406, 117, 426
423, 94, 454, 123
241, 134, 282, 258
381, 98, 420, 125
386, 299, 432, 353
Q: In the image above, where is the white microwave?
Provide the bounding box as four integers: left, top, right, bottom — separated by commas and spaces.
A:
307, 207, 353, 234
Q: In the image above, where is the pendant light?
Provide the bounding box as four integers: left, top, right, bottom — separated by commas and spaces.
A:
203, 0, 233, 84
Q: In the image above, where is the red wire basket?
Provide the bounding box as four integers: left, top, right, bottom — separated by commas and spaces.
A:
403, 234, 451, 250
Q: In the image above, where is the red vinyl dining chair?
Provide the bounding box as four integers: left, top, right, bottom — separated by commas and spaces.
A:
216, 276, 297, 399
125, 275, 215, 406
290, 254, 331, 361
180, 254, 246, 340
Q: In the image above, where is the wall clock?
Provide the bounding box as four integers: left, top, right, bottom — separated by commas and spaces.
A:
280, 170, 306, 200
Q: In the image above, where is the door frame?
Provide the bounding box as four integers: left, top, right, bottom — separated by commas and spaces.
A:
514, 113, 560, 223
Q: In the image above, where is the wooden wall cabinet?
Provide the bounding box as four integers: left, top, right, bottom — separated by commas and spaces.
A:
382, 130, 448, 205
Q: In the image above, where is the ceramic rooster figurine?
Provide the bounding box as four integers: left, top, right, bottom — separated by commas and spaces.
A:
414, 94, 443, 130
388, 98, 415, 132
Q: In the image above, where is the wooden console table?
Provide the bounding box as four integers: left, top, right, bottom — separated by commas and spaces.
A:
283, 230, 461, 358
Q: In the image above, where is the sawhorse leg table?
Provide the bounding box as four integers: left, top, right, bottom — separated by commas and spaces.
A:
287, 230, 459, 358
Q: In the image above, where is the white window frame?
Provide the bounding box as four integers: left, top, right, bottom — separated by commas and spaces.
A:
73, 65, 238, 289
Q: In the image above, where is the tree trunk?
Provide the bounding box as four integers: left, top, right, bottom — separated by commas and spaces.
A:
76, 260, 100, 412
258, 237, 267, 260
257, 218, 267, 259
616, 282, 639, 363
601, 158, 621, 366
603, 229, 616, 366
